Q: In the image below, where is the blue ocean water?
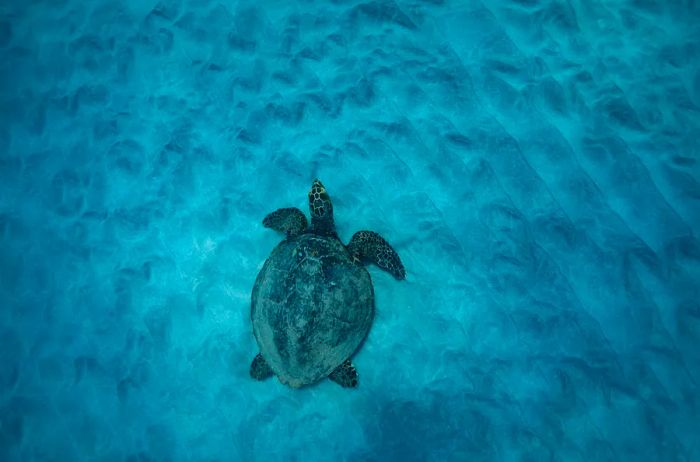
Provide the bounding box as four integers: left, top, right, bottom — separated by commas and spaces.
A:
1, 0, 699, 460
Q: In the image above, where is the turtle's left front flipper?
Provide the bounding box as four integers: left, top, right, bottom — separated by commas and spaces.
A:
348, 230, 405, 280
263, 207, 307, 236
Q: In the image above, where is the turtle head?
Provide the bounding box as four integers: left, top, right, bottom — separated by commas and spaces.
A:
308, 179, 333, 220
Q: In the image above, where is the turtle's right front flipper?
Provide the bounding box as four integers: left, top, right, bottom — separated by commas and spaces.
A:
348, 230, 405, 280
263, 208, 307, 237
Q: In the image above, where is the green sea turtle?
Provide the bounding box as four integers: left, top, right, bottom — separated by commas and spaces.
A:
249, 179, 405, 388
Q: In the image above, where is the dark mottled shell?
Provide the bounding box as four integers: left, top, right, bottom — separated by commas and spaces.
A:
251, 233, 374, 387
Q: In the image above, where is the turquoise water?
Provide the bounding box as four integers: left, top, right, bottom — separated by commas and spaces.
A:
1, 1, 699, 460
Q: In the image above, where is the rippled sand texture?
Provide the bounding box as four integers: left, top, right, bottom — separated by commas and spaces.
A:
1, 0, 699, 460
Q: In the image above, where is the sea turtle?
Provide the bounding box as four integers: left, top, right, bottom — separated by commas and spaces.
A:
249, 179, 405, 388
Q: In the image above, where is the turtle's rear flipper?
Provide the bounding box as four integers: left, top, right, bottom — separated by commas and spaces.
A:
250, 353, 274, 380
329, 359, 358, 388
263, 208, 307, 236
347, 230, 405, 280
